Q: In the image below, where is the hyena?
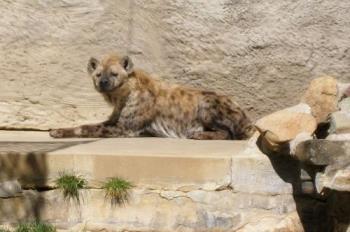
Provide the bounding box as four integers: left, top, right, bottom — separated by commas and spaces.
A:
50, 53, 255, 140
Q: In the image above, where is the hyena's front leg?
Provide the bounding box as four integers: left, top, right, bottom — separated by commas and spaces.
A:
49, 123, 105, 138
49, 123, 138, 138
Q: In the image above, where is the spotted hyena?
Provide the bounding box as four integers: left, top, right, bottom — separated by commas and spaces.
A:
50, 53, 255, 140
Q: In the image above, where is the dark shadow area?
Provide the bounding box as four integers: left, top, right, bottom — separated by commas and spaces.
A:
0, 141, 84, 224
314, 122, 331, 139
256, 135, 349, 232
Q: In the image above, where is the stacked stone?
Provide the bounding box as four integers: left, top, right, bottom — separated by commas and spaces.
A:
254, 76, 350, 156
254, 76, 350, 231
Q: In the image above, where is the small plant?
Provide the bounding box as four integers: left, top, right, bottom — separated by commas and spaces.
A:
0, 228, 10, 232
15, 221, 56, 232
102, 177, 133, 205
55, 172, 87, 202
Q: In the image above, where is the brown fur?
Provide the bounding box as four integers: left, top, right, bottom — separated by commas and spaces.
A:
50, 53, 255, 140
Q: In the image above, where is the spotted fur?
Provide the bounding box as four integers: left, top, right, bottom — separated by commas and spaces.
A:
50, 53, 255, 140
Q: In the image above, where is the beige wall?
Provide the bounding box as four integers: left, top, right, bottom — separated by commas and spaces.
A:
0, 0, 349, 130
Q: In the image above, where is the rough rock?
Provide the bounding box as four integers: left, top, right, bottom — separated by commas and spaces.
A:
328, 97, 350, 134
327, 133, 350, 141
339, 97, 350, 112
255, 103, 317, 153
0, 180, 22, 198
295, 139, 350, 165
0, 1, 350, 130
316, 164, 350, 193
301, 76, 339, 123
338, 83, 350, 98
231, 150, 297, 195
236, 212, 304, 232
296, 136, 350, 195
0, 189, 298, 232
329, 111, 350, 134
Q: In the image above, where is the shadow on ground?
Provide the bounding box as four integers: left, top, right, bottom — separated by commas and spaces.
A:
0, 142, 83, 223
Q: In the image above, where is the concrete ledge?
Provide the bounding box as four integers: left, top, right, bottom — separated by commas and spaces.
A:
0, 131, 247, 190
0, 131, 307, 231
0, 130, 96, 142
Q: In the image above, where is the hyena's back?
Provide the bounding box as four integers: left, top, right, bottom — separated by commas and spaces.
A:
147, 85, 254, 140
198, 91, 254, 139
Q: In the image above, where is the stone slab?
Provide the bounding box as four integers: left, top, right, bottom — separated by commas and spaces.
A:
0, 180, 22, 198
0, 132, 247, 189
329, 111, 350, 134
46, 138, 247, 189
231, 152, 298, 195
0, 130, 96, 142
0, 189, 299, 232
295, 139, 350, 165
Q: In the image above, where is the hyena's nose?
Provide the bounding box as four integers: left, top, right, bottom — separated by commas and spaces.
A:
99, 78, 109, 89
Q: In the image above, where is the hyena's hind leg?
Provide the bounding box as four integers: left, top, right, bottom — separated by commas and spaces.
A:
49, 123, 140, 138
199, 92, 255, 140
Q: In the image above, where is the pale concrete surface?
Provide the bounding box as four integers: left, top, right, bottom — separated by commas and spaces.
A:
1, 1, 349, 130
0, 131, 296, 194
1, 131, 328, 231
0, 131, 246, 189
0, 130, 96, 142
46, 138, 246, 189
231, 154, 295, 195
49, 137, 247, 157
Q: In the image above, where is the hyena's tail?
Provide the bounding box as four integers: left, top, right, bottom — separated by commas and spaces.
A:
199, 92, 256, 140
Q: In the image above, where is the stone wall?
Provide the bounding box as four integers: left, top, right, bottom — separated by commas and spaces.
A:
0, 0, 349, 130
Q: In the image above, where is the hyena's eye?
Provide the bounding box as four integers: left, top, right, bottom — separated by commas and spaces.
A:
96, 73, 101, 77
111, 72, 118, 77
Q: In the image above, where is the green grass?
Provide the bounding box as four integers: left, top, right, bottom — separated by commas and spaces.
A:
54, 172, 87, 202
15, 221, 56, 232
0, 228, 10, 232
102, 177, 133, 205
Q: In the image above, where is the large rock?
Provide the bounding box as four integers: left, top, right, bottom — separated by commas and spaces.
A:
295, 139, 350, 193
0, 180, 22, 198
339, 97, 350, 112
295, 139, 350, 165
329, 111, 350, 134
301, 76, 339, 123
338, 83, 350, 98
255, 103, 317, 153
316, 164, 350, 193
328, 93, 350, 134
0, 1, 350, 129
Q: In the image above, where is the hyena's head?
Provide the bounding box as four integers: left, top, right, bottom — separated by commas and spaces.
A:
87, 54, 134, 93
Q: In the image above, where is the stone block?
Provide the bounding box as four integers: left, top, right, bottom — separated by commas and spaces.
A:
329, 111, 350, 134
0, 180, 22, 198
295, 139, 350, 165
231, 150, 299, 195
46, 138, 245, 189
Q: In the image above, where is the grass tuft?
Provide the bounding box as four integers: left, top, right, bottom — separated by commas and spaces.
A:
102, 177, 133, 205
15, 221, 56, 232
54, 172, 87, 202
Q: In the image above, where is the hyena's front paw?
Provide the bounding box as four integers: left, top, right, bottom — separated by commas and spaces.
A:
49, 129, 69, 138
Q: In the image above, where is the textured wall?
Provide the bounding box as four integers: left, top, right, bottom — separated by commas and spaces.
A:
0, 0, 349, 130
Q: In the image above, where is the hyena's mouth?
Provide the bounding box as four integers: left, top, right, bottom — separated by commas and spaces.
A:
98, 81, 122, 93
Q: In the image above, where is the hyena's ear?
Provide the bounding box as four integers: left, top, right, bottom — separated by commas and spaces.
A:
120, 56, 134, 75
87, 57, 100, 75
